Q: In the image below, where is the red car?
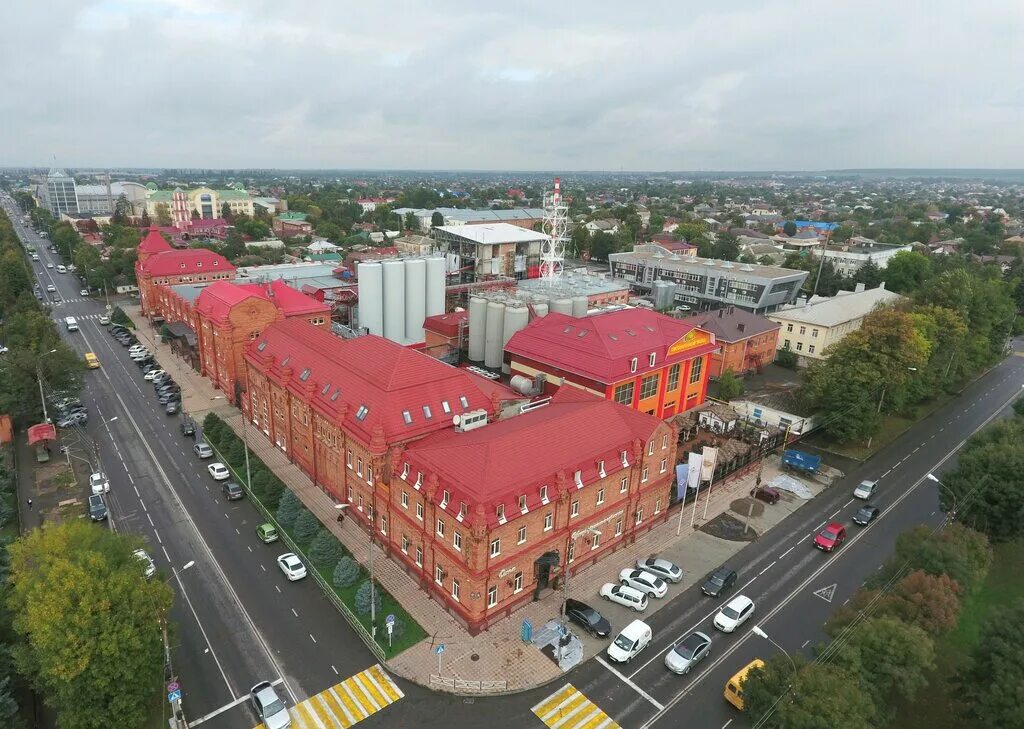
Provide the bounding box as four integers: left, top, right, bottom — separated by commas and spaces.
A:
814, 522, 846, 552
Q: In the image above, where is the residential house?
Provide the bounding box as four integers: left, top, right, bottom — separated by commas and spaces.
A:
687, 306, 781, 378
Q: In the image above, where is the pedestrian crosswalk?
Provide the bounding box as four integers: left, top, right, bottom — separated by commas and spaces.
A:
532, 683, 620, 729
254, 664, 404, 729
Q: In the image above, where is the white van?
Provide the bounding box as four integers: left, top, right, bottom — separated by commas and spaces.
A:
607, 619, 652, 663
56, 265, 67, 274
64, 317, 79, 332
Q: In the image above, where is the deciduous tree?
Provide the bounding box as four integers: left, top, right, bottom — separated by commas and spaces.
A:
956, 599, 1024, 728
869, 524, 991, 594
829, 616, 934, 708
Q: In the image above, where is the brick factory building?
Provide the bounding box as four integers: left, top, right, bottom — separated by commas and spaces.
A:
135, 227, 235, 317
243, 319, 676, 633
686, 306, 781, 378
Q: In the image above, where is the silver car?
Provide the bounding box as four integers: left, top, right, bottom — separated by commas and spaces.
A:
635, 557, 683, 583
664, 630, 712, 674
250, 681, 290, 729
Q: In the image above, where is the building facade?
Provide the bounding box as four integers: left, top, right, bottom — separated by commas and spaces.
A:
135, 227, 236, 317
608, 245, 808, 313
40, 169, 78, 218
809, 238, 913, 276
146, 187, 255, 221
505, 308, 717, 419
274, 212, 314, 237
686, 306, 781, 378
434, 223, 550, 282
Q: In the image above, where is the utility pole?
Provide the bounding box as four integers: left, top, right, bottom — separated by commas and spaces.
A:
36, 348, 57, 422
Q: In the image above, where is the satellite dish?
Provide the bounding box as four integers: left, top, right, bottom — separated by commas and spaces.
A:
452, 414, 461, 425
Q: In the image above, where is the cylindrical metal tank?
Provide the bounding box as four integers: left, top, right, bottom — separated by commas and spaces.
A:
357, 262, 383, 336
501, 305, 529, 373
404, 258, 427, 342
425, 256, 446, 317
533, 302, 549, 318
571, 296, 588, 317
509, 374, 536, 395
484, 301, 505, 369
468, 297, 487, 362
652, 280, 677, 310
381, 260, 406, 342
551, 298, 572, 315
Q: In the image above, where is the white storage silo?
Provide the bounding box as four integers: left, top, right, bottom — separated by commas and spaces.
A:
468, 297, 487, 362
551, 298, 572, 315
501, 305, 530, 373
533, 302, 549, 318
404, 258, 427, 343
382, 260, 406, 342
653, 280, 677, 310
571, 296, 588, 317
358, 262, 384, 336
484, 301, 505, 369
425, 256, 446, 317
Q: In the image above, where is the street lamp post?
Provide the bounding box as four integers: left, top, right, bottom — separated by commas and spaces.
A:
163, 560, 195, 729
36, 348, 58, 422
751, 625, 797, 675
926, 473, 958, 524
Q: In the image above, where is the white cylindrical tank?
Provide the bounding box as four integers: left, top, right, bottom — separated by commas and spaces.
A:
468, 297, 487, 362
571, 296, 588, 317
501, 305, 529, 373
484, 301, 505, 369
551, 298, 572, 315
510, 374, 536, 395
425, 256, 446, 317
404, 258, 427, 343
533, 302, 549, 318
357, 262, 383, 336
382, 260, 406, 342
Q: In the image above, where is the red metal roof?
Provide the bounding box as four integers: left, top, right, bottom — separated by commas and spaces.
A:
196, 280, 330, 322
27, 423, 57, 445
424, 311, 468, 338
505, 309, 718, 384
246, 320, 495, 442
264, 279, 331, 317
402, 387, 664, 520
140, 248, 236, 277
138, 226, 173, 256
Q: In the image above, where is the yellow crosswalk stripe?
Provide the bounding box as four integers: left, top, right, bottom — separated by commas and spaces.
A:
253, 665, 404, 729
532, 683, 620, 729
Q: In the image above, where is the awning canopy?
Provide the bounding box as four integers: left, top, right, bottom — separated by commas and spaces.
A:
27, 422, 56, 445
165, 321, 197, 346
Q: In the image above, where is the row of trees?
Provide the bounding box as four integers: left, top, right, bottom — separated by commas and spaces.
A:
744, 524, 995, 728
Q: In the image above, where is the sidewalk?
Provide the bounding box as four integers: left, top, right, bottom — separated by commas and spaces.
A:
125, 306, 818, 695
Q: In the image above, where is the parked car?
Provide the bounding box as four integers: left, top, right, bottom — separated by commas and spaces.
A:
158, 391, 180, 405
222, 482, 244, 501
564, 599, 611, 638
814, 522, 847, 552
57, 411, 87, 428
130, 350, 151, 362
181, 420, 196, 437
619, 568, 668, 598
713, 595, 755, 633
701, 566, 738, 598
852, 504, 881, 526
277, 553, 307, 581
599, 583, 649, 612
98, 315, 110, 325
134, 549, 156, 579
165, 401, 180, 415
79, 289, 88, 296
256, 523, 279, 543
664, 630, 712, 674
88, 494, 107, 521
635, 557, 683, 583
249, 681, 291, 729
207, 462, 230, 480
88, 472, 110, 494
193, 442, 213, 458
144, 369, 165, 381
853, 480, 877, 499
751, 486, 781, 505
606, 619, 652, 663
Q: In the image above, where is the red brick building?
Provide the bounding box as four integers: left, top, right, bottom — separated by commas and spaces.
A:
687, 306, 781, 378
135, 227, 235, 317
243, 320, 676, 633
505, 308, 717, 419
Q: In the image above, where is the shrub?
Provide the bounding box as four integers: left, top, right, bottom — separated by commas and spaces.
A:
110, 306, 133, 328
228, 440, 248, 469
716, 369, 744, 400
332, 556, 361, 589
309, 531, 346, 568
355, 580, 382, 616
251, 470, 272, 496
776, 345, 798, 369
276, 490, 303, 530
292, 509, 321, 546
202, 413, 222, 442
262, 477, 285, 511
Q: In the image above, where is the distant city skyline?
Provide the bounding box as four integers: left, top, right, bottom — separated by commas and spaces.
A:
2, 0, 1022, 171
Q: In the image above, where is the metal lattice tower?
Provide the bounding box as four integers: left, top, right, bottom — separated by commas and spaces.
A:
540, 177, 569, 283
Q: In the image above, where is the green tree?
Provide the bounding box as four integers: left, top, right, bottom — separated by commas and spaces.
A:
0, 249, 32, 305
6, 522, 173, 729
869, 524, 991, 594
955, 599, 1024, 727
884, 251, 933, 294
711, 231, 740, 261
775, 344, 798, 369
743, 657, 876, 729
140, 209, 151, 228
354, 580, 381, 616
825, 570, 962, 638
403, 212, 419, 231
292, 509, 321, 545
154, 203, 172, 226
111, 194, 130, 224
332, 556, 361, 589
276, 490, 303, 530
221, 202, 232, 221
716, 369, 744, 400
783, 221, 797, 237
309, 531, 345, 568
0, 676, 24, 729
431, 212, 444, 228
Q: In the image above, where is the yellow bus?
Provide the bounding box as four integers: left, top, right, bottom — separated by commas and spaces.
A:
724, 658, 765, 710
84, 352, 100, 369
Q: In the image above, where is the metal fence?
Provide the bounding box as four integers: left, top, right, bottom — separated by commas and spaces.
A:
429, 675, 508, 692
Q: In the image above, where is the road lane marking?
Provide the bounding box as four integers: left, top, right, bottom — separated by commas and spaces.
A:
780, 546, 795, 559
800, 639, 810, 649
292, 608, 299, 617
759, 560, 777, 576
310, 633, 317, 644
533, 683, 622, 729
596, 656, 664, 711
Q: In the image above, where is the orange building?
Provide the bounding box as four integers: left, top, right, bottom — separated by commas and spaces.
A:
687, 307, 781, 378
135, 227, 235, 318
505, 309, 716, 418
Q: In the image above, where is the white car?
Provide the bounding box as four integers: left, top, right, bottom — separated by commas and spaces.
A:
79, 289, 88, 296
713, 595, 755, 633
144, 369, 165, 381
599, 583, 649, 611
606, 619, 652, 663
250, 681, 291, 729
133, 549, 156, 579
128, 344, 148, 354
89, 472, 110, 494
208, 462, 230, 480
853, 480, 877, 499
46, 263, 54, 269
619, 568, 668, 598
194, 442, 213, 458
46, 284, 55, 292
99, 315, 111, 325
277, 553, 307, 581
130, 350, 151, 362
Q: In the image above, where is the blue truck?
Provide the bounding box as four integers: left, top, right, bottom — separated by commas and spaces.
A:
781, 449, 821, 474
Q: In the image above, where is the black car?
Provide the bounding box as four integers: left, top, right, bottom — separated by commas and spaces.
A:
181, 420, 196, 437
701, 567, 738, 597
88, 494, 107, 521
852, 504, 881, 526
564, 599, 611, 638
156, 385, 180, 397
165, 401, 180, 415
142, 363, 159, 374
222, 482, 244, 501
136, 357, 155, 368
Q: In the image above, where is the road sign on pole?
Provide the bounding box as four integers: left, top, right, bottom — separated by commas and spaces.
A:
167, 689, 182, 703
167, 681, 180, 693
435, 643, 444, 677
385, 614, 395, 626
386, 614, 395, 647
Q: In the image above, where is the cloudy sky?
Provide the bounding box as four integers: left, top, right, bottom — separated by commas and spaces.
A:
2, 0, 1021, 171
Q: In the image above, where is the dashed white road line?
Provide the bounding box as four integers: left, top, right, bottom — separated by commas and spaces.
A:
759, 560, 776, 576
331, 664, 338, 675
146, 513, 154, 527
154, 528, 162, 544
291, 608, 299, 617
597, 655, 665, 710
780, 546, 796, 559
800, 639, 810, 649
309, 633, 317, 644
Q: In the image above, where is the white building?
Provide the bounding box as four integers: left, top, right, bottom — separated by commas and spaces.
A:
809, 237, 912, 276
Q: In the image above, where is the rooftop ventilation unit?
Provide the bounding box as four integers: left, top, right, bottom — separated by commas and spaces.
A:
454, 409, 489, 432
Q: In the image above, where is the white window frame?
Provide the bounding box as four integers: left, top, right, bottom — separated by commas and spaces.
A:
544, 513, 553, 531
518, 494, 527, 513
415, 547, 423, 567
596, 488, 605, 505
416, 502, 424, 521
496, 504, 506, 523
346, 450, 353, 469
597, 460, 606, 478
401, 491, 409, 508
655, 498, 662, 515
570, 499, 579, 518
620, 476, 628, 493
487, 585, 498, 608
452, 578, 460, 602
635, 507, 644, 525
574, 470, 584, 489
620, 450, 629, 468
490, 538, 501, 557
513, 572, 523, 594
517, 525, 527, 545
648, 352, 656, 367
660, 458, 667, 473
540, 484, 549, 504
436, 518, 445, 537
401, 463, 410, 480
453, 531, 462, 551
591, 532, 601, 551
648, 440, 655, 456
435, 565, 444, 585
402, 535, 410, 553
641, 467, 649, 483
615, 519, 623, 536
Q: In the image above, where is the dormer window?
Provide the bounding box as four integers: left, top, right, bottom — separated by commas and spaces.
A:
598, 460, 606, 478
496, 504, 506, 522
458, 501, 467, 520
620, 450, 629, 467
518, 495, 527, 513
422, 405, 432, 419
540, 485, 549, 504
441, 400, 451, 414
402, 410, 412, 425
401, 463, 410, 480
630, 357, 638, 373
414, 471, 423, 489
459, 395, 469, 408
196, 261, 202, 268
320, 383, 331, 395
574, 470, 584, 489
440, 490, 450, 509
299, 368, 311, 382
649, 352, 656, 367
355, 404, 368, 419
332, 390, 343, 402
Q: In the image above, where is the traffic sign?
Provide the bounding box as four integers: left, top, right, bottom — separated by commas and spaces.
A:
167, 689, 182, 703
435, 643, 445, 654
385, 614, 395, 626
166, 681, 180, 693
